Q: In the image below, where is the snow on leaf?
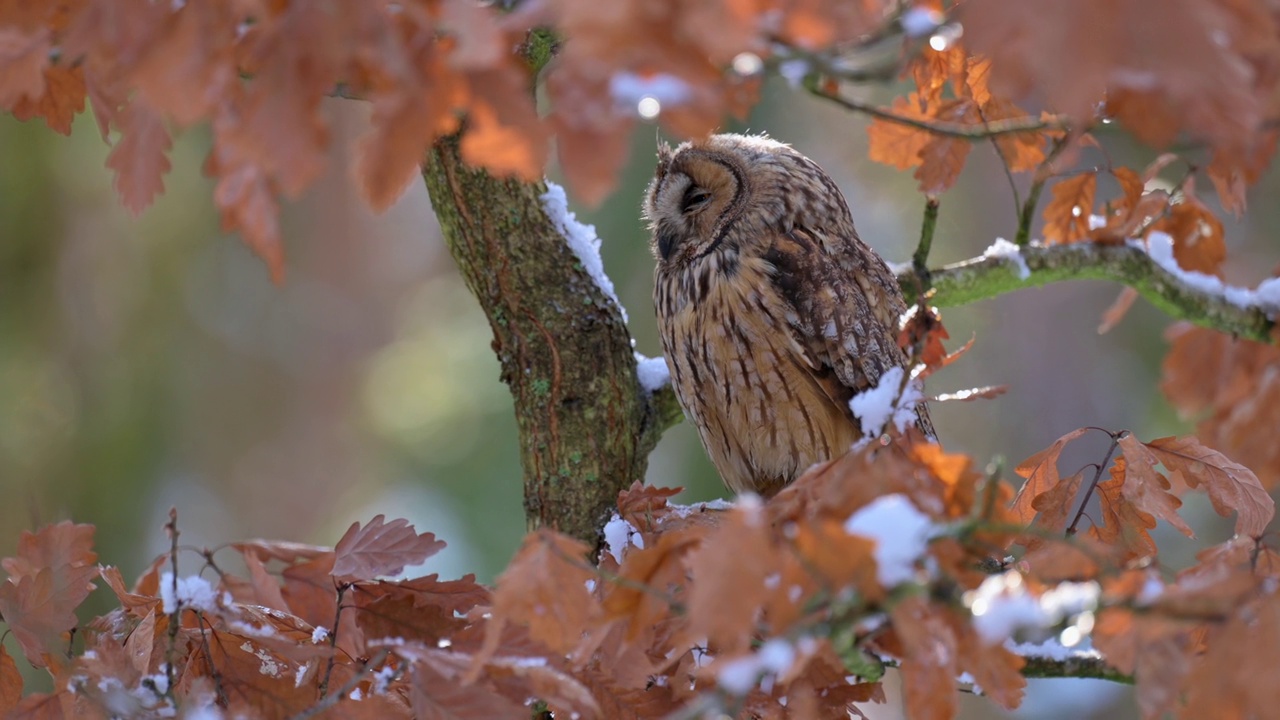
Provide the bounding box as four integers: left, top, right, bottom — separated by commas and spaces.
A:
849, 366, 922, 439
1042, 172, 1097, 243
106, 99, 172, 216
332, 515, 445, 582
843, 494, 933, 587
1010, 427, 1089, 525
1141, 436, 1274, 536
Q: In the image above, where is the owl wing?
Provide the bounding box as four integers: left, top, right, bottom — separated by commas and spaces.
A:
762, 226, 935, 437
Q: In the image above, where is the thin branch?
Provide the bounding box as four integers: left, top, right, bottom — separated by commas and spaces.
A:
1068, 431, 1121, 536
809, 88, 1068, 139
1015, 136, 1073, 247
913, 197, 940, 285
900, 242, 1276, 343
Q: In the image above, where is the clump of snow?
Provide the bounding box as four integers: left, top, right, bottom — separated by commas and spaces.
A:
967, 571, 1100, 644
778, 59, 810, 86
541, 182, 628, 323
1006, 639, 1103, 662
849, 366, 923, 439
843, 494, 933, 587
311, 626, 330, 644
982, 238, 1031, 280
602, 514, 645, 564
900, 7, 944, 36
716, 638, 798, 694
1087, 214, 1108, 231
666, 498, 736, 519
610, 72, 693, 112
884, 259, 913, 277
1134, 232, 1280, 313
159, 573, 220, 615
634, 352, 671, 392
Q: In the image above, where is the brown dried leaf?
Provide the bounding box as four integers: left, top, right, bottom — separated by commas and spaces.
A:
1148, 192, 1226, 275
1115, 434, 1194, 537
890, 595, 957, 720
485, 530, 597, 656
1142, 435, 1274, 536
867, 93, 934, 170
0, 564, 100, 667
332, 515, 446, 582
1088, 459, 1158, 560
3, 521, 97, 579
1097, 287, 1139, 334
9, 64, 85, 136
0, 645, 21, 715
106, 99, 172, 216
1011, 428, 1090, 524
99, 566, 159, 618
1042, 173, 1097, 243
0, 27, 49, 108
685, 499, 778, 653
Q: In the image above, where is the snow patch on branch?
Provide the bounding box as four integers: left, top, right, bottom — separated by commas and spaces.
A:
967, 571, 1099, 645
634, 352, 671, 392
843, 494, 934, 587
160, 573, 220, 615
716, 637, 808, 695
541, 181, 629, 323
849, 366, 923, 440
1132, 231, 1280, 314
983, 238, 1031, 280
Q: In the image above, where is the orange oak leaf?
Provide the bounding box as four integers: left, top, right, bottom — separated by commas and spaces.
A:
2, 521, 97, 579
1140, 435, 1274, 536
1042, 172, 1097, 243
484, 529, 597, 656
1010, 427, 1090, 524
0, 564, 100, 668
0, 645, 20, 715
331, 515, 446, 582
684, 499, 779, 654
1088, 459, 1158, 560
1115, 434, 1193, 537
106, 99, 172, 216
866, 93, 934, 170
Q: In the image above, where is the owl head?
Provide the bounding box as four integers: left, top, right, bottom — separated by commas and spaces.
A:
643, 133, 853, 268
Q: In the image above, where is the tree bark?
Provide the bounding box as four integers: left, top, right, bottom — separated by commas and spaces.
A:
421, 136, 682, 547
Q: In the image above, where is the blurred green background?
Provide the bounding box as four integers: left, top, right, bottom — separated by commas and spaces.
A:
2, 78, 1278, 717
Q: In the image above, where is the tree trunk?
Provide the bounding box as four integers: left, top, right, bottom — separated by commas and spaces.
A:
421, 136, 682, 547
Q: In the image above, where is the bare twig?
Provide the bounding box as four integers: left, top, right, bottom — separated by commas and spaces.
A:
809, 88, 1068, 139
317, 583, 349, 699
1068, 430, 1122, 536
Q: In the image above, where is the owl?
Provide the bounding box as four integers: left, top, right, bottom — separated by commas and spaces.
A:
643, 133, 934, 496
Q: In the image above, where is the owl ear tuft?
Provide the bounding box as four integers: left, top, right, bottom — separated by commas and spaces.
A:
656, 141, 674, 178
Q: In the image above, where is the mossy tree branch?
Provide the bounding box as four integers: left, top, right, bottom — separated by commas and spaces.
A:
421, 136, 681, 547
899, 242, 1276, 343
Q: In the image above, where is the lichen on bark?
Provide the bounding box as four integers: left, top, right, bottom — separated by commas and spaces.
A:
421, 136, 681, 547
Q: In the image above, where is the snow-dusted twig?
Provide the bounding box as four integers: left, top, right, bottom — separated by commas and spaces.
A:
902, 239, 1276, 343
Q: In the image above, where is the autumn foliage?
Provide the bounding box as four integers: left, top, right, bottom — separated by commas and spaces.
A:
0, 427, 1275, 719
6, 0, 1280, 718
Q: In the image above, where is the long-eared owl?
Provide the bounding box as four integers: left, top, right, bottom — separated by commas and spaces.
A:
644, 133, 934, 495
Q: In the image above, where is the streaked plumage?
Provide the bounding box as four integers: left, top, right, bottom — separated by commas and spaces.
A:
643, 133, 933, 495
